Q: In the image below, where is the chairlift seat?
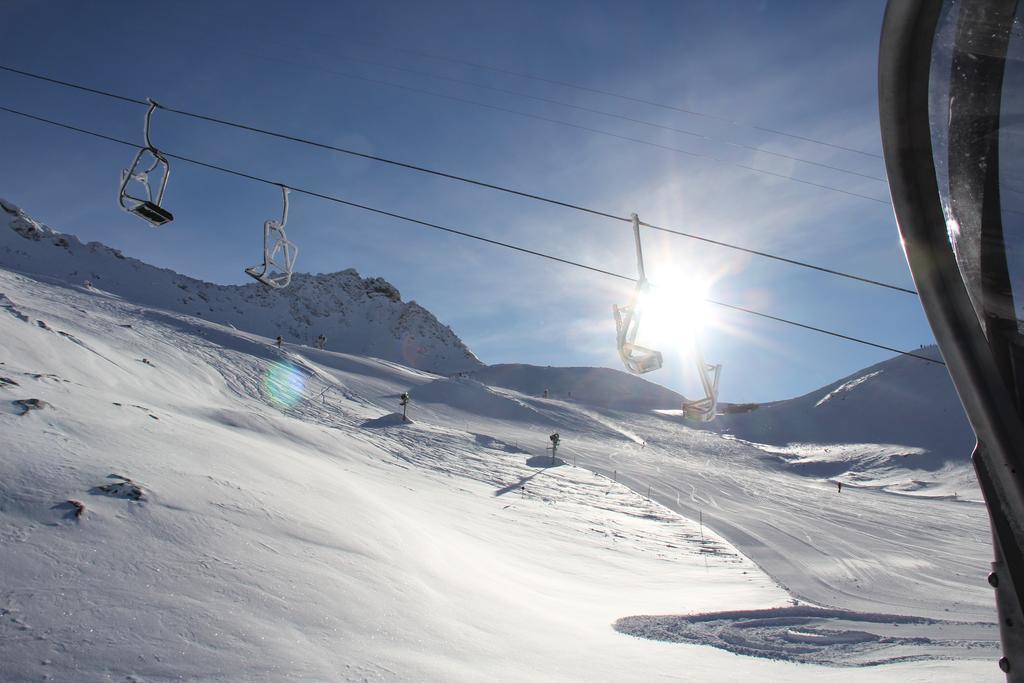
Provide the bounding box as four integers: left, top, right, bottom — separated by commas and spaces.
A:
244, 265, 290, 289
682, 393, 718, 421
633, 350, 663, 373
130, 201, 173, 226
682, 404, 714, 422
623, 343, 663, 373
614, 300, 663, 374
244, 266, 264, 282
681, 361, 721, 422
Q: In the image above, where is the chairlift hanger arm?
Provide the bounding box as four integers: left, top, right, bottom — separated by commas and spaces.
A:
631, 213, 646, 283
143, 98, 159, 150
278, 184, 290, 228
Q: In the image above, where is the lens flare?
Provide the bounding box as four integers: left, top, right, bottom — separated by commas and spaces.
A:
263, 361, 306, 408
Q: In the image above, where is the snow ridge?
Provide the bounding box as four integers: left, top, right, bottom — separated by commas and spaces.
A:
710, 345, 975, 493
0, 199, 481, 374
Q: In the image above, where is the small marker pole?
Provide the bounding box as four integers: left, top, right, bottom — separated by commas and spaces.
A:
699, 510, 704, 542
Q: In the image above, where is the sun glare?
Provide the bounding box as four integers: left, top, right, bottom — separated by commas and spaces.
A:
635, 270, 712, 350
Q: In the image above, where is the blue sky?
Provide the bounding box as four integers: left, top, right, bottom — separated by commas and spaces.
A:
0, 0, 937, 402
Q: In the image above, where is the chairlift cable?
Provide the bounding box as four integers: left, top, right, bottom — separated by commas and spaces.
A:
157, 10, 883, 160
377, 44, 884, 159
224, 63, 896, 205
0, 104, 941, 366
113, 18, 886, 182
250, 48, 888, 183
0, 63, 888, 208
634, 219, 917, 294
0, 64, 914, 295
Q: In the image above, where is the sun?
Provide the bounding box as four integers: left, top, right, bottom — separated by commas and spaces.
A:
634, 270, 712, 351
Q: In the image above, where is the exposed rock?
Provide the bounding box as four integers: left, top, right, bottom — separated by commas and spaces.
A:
13, 398, 48, 415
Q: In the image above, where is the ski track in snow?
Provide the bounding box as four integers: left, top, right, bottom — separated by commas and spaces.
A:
0, 267, 1000, 680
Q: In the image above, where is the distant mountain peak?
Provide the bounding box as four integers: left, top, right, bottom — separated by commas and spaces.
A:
0, 198, 481, 374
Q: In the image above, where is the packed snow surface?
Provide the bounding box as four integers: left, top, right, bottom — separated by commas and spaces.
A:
0, 202, 999, 680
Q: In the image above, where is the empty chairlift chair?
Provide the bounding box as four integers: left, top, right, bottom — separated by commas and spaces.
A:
245, 185, 298, 289
613, 214, 664, 374
118, 99, 173, 226
613, 213, 721, 421
681, 346, 721, 422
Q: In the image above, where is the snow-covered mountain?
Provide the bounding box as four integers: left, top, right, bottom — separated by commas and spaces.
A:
711, 345, 975, 488
0, 265, 996, 680
0, 198, 480, 375
1, 197, 973, 471
0, 199, 998, 679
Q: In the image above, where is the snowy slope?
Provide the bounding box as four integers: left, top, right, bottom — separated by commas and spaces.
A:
471, 350, 978, 498
705, 346, 976, 493
0, 268, 998, 681
0, 199, 480, 375
0, 200, 1002, 679
468, 351, 973, 485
